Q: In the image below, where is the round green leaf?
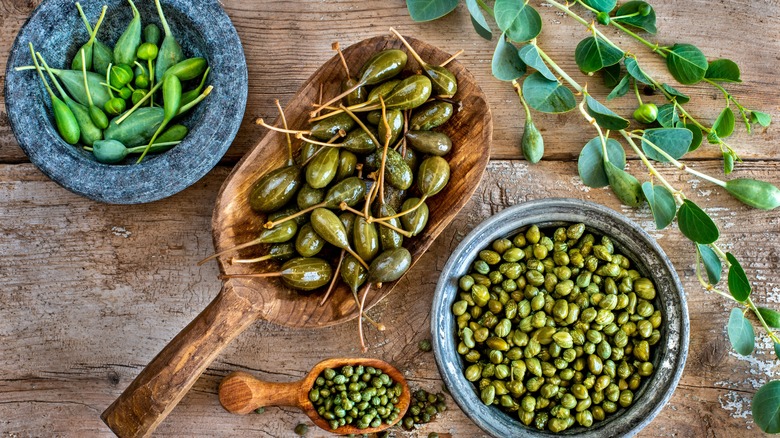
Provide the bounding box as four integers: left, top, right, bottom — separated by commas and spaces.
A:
713, 107, 736, 138
751, 111, 772, 127
775, 343, 780, 361
758, 307, 780, 329
492, 34, 526, 81
575, 35, 624, 73
602, 63, 622, 88
660, 83, 690, 104
697, 243, 721, 284
666, 43, 708, 85
656, 104, 680, 128
495, 0, 543, 42
605, 162, 644, 207
726, 252, 751, 302
641, 128, 693, 162
754, 381, 780, 434
607, 75, 630, 100
624, 57, 652, 85
578, 137, 626, 188
406, 0, 458, 21
642, 182, 677, 229
613, 1, 657, 34
705, 59, 741, 83
727, 308, 755, 356
686, 123, 703, 152
522, 71, 576, 114
582, 0, 617, 12
518, 44, 557, 81
677, 199, 719, 244
466, 0, 493, 40
724, 178, 780, 210
586, 95, 630, 130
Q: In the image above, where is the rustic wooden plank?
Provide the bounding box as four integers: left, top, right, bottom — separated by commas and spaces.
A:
1, 160, 779, 436
1, 0, 778, 163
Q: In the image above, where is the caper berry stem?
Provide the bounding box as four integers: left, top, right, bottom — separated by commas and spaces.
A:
619, 132, 680, 200
105, 63, 114, 99
338, 104, 381, 150
633, 81, 644, 106
320, 250, 345, 305
370, 195, 428, 223
377, 96, 391, 205
439, 49, 464, 67
175, 85, 212, 114
255, 118, 313, 137
373, 217, 413, 238
274, 99, 295, 166
332, 41, 351, 78
115, 80, 163, 124
148, 59, 155, 107
230, 253, 275, 264
389, 27, 431, 72
357, 282, 372, 352
198, 235, 275, 265
80, 49, 94, 107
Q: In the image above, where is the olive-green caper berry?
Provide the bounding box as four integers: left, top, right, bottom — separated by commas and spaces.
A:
480, 250, 502, 265
459, 275, 475, 291
493, 238, 513, 254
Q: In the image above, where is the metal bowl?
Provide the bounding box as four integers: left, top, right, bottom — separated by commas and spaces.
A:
431, 198, 689, 437
4, 0, 247, 204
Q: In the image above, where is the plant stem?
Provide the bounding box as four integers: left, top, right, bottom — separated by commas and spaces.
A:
609, 21, 666, 57
619, 131, 680, 198
534, 44, 583, 93
748, 298, 780, 344
633, 80, 643, 105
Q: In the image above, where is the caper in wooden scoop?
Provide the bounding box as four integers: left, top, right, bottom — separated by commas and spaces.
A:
219, 358, 410, 435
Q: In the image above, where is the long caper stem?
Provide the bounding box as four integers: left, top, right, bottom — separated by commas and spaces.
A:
344, 247, 371, 271
75, 3, 93, 34
218, 272, 283, 280
618, 131, 680, 199
115, 80, 164, 124
264, 203, 322, 229
626, 133, 727, 188
357, 282, 372, 353
230, 253, 274, 264
310, 81, 365, 118
256, 118, 311, 136
149, 59, 155, 107
373, 218, 413, 238
80, 49, 94, 107
176, 85, 212, 114
333, 41, 351, 78
301, 132, 344, 167
29, 44, 57, 101
274, 100, 294, 166
320, 250, 345, 306
340, 202, 368, 220
364, 175, 380, 218
309, 100, 373, 122
105, 63, 114, 99
87, 6, 108, 44
389, 27, 430, 70
371, 195, 428, 223
36, 54, 70, 102
439, 49, 464, 67
339, 104, 381, 150
376, 97, 391, 205
198, 236, 269, 265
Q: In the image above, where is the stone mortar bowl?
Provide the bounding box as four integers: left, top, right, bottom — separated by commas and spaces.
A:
432, 198, 689, 437
4, 0, 247, 204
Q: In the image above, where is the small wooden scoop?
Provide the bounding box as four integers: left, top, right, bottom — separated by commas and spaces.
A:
219, 358, 410, 435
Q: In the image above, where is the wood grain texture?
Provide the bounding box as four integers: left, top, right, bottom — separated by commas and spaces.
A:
1, 0, 779, 436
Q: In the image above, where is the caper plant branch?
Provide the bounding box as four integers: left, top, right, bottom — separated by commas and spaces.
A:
574, 0, 666, 56
619, 132, 680, 200
544, 0, 740, 157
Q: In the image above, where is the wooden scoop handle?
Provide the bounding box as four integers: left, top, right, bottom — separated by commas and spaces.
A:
101, 285, 262, 438
219, 371, 303, 414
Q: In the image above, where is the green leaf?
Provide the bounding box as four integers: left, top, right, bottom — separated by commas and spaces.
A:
726, 252, 751, 302
495, 0, 543, 42
751, 110, 772, 127
775, 343, 780, 361
666, 43, 708, 85
697, 243, 721, 284
713, 107, 735, 138
754, 381, 780, 434
607, 75, 630, 100
574, 35, 624, 73
686, 123, 703, 152
522, 72, 576, 114
577, 137, 626, 188
642, 182, 677, 229
704, 59, 741, 83
624, 57, 652, 85
492, 34, 526, 81
641, 128, 693, 162
605, 162, 644, 207
585, 95, 630, 130
727, 308, 755, 356
518, 45, 556, 81
660, 83, 690, 105
582, 0, 617, 12
465, 0, 493, 40
677, 199, 719, 244
613, 1, 657, 34
656, 104, 680, 128
406, 0, 458, 21
602, 63, 622, 88
758, 307, 780, 329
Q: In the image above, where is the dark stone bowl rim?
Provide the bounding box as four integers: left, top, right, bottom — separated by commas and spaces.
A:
431, 198, 690, 437
4, 0, 247, 204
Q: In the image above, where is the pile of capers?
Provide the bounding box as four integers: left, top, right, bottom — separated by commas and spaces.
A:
207, 34, 459, 352
400, 389, 447, 430
452, 223, 662, 433
308, 365, 405, 430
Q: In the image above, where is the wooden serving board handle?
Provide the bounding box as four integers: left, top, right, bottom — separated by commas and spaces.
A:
101, 285, 262, 438
219, 371, 302, 414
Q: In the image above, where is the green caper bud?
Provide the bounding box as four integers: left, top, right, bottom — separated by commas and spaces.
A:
495, 364, 510, 379
576, 409, 594, 427
521, 395, 536, 412
634, 277, 656, 300
581, 307, 597, 323
650, 310, 663, 328
567, 223, 585, 240
637, 319, 653, 338
637, 361, 654, 376
481, 385, 496, 405
634, 340, 650, 361
525, 358, 542, 377
465, 350, 480, 362
482, 364, 495, 378
526, 225, 541, 244
554, 280, 574, 297
588, 354, 604, 375
473, 260, 490, 275
489, 350, 504, 364
637, 300, 654, 318
480, 249, 502, 265
619, 390, 634, 407
487, 337, 510, 351
452, 300, 468, 316
472, 284, 490, 307
553, 331, 574, 349
648, 329, 661, 345
459, 275, 475, 291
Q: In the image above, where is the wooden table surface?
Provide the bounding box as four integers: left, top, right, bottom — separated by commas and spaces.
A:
2, 0, 779, 436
